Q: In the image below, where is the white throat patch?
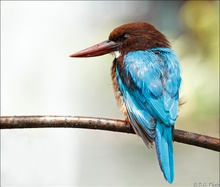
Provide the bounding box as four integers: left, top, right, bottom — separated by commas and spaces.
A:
114, 51, 121, 58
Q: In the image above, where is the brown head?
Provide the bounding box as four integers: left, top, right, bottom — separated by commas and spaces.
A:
70, 22, 170, 58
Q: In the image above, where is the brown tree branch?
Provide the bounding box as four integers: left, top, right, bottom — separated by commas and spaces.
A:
0, 115, 219, 152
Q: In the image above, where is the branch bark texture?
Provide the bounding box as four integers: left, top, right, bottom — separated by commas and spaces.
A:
0, 116, 219, 152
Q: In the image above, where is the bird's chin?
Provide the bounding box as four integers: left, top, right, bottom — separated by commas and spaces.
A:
113, 51, 121, 58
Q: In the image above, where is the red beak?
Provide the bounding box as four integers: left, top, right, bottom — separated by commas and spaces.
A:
70, 40, 119, 58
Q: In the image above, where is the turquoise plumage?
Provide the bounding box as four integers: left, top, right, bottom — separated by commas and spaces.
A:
115, 48, 181, 183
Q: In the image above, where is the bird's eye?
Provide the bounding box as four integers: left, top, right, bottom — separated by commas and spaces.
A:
122, 34, 129, 40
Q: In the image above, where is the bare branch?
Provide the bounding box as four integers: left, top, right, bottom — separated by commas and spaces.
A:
0, 116, 219, 152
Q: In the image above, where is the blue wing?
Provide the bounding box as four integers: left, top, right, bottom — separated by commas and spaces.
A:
116, 48, 181, 183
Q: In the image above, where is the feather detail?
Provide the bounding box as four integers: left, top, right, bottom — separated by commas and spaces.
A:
111, 58, 127, 115
113, 48, 181, 183
155, 121, 174, 183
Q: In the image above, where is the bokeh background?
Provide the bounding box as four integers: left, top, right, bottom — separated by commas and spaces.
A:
1, 1, 219, 186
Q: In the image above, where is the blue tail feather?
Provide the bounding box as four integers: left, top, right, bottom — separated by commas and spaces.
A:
155, 121, 174, 183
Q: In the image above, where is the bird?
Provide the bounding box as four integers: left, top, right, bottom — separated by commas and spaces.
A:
70, 22, 181, 183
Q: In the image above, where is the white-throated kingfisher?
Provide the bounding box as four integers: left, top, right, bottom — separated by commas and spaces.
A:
70, 22, 181, 183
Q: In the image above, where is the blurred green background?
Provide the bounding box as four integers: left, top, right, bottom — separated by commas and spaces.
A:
1, 1, 219, 186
